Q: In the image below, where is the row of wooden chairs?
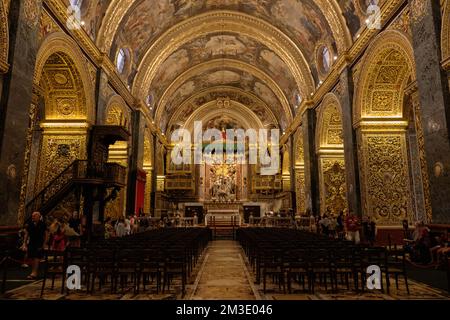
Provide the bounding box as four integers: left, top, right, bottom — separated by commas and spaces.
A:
40, 228, 211, 297
237, 228, 409, 295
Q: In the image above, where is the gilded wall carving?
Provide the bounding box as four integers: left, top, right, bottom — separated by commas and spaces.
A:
294, 129, 304, 165
354, 31, 416, 226
18, 101, 40, 225
37, 136, 86, 191
0, 0, 9, 73
319, 159, 347, 217
354, 31, 415, 125
105, 196, 124, 220
360, 134, 412, 225
295, 170, 306, 214
316, 97, 344, 149
316, 93, 347, 217
442, 0, 450, 62
39, 53, 87, 120
34, 32, 95, 122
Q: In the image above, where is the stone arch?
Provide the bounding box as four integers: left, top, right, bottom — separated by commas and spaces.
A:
315, 93, 347, 217
132, 11, 316, 101
183, 100, 265, 134
316, 94, 344, 152
167, 86, 279, 135
156, 59, 292, 128
0, 0, 9, 73
354, 30, 416, 125
353, 30, 417, 225
34, 32, 95, 122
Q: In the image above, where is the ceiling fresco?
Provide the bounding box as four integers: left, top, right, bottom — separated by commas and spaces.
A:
110, 0, 336, 69
64, 0, 109, 41
337, 0, 385, 38
61, 0, 376, 130
147, 33, 302, 114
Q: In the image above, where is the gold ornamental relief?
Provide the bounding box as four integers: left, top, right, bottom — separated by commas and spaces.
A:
37, 136, 86, 192
371, 91, 395, 112
363, 134, 411, 225
295, 129, 304, 165
295, 170, 306, 214
320, 159, 347, 217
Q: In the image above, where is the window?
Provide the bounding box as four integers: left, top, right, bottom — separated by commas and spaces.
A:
70, 0, 83, 8
116, 48, 126, 74
146, 94, 154, 108
321, 46, 331, 74
295, 93, 302, 107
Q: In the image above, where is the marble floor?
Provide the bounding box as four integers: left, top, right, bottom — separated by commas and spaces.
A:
2, 240, 449, 300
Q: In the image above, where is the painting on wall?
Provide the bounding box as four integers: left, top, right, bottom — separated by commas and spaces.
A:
337, 0, 385, 38
64, 0, 109, 41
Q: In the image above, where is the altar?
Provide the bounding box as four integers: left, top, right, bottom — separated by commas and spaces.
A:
205, 209, 241, 226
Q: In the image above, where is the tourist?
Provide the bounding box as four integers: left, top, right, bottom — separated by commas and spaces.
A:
193, 213, 198, 226
22, 212, 48, 280
336, 211, 345, 240
308, 211, 316, 233
68, 211, 81, 234
345, 212, 360, 244
319, 214, 331, 236
125, 216, 132, 235
249, 213, 254, 226
50, 219, 67, 252
115, 218, 127, 237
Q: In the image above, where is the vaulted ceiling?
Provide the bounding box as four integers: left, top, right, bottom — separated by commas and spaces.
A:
65, 0, 382, 132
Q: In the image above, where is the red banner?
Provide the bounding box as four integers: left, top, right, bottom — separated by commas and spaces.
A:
135, 169, 147, 216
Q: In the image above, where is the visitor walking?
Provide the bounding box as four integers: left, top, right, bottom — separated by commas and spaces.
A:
21, 212, 48, 280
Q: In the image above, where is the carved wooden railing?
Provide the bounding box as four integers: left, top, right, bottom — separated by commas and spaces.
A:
25, 160, 126, 222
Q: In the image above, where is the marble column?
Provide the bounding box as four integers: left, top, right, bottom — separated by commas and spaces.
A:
409, 0, 450, 223
302, 108, 320, 216
94, 69, 109, 125
338, 68, 362, 217
0, 0, 43, 225
126, 109, 145, 215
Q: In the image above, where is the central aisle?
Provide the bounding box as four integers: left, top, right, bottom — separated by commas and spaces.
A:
189, 240, 259, 300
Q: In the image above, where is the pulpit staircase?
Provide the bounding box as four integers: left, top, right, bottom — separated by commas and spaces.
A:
24, 160, 126, 223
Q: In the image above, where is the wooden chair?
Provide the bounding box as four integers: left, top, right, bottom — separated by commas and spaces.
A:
40, 250, 67, 297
